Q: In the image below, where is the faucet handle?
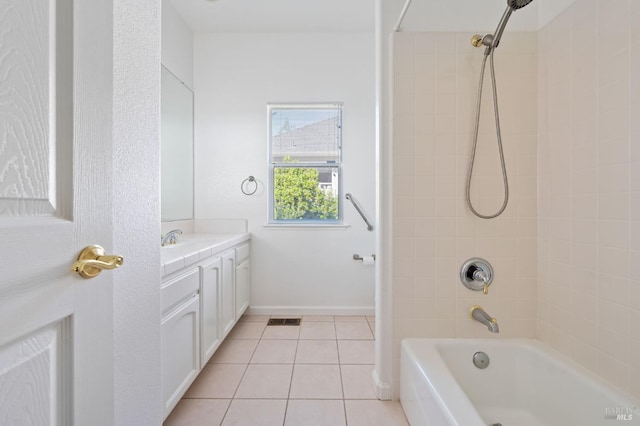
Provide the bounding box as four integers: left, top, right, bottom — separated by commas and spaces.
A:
460, 258, 494, 293
161, 229, 183, 246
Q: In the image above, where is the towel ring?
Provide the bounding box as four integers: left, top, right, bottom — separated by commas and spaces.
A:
241, 176, 257, 196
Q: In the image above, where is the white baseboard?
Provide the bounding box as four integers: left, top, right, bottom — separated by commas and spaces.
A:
246, 305, 375, 316
372, 369, 392, 400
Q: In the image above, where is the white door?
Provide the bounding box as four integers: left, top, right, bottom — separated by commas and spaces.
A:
0, 0, 116, 424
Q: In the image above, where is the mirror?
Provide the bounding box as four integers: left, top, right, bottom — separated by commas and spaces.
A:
161, 66, 194, 221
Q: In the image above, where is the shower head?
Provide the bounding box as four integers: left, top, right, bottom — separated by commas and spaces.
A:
508, 0, 533, 10
488, 0, 533, 52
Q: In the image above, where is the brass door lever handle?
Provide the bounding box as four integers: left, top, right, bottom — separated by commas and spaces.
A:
72, 245, 124, 279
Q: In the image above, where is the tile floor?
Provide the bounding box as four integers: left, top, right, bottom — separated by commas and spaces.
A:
164, 315, 409, 426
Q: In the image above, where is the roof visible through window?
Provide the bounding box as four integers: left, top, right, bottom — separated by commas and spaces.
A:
271, 107, 341, 163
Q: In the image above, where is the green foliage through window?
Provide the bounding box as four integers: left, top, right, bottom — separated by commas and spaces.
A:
274, 162, 338, 221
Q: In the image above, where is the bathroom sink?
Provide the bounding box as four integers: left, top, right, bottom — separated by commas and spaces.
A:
161, 243, 181, 249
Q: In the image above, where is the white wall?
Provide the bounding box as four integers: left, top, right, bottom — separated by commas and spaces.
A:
395, 0, 577, 33
194, 33, 376, 313
538, 0, 578, 28
113, 0, 161, 423
398, 0, 539, 33
162, 0, 193, 88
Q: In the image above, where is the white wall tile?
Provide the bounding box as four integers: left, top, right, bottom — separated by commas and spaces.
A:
537, 0, 640, 402
394, 4, 640, 401
393, 31, 538, 355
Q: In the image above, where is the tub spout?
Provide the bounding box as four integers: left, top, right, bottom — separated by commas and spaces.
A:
469, 305, 499, 333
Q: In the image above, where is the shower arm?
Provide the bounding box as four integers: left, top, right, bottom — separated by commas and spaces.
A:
393, 0, 413, 32
474, 6, 515, 55
491, 6, 514, 50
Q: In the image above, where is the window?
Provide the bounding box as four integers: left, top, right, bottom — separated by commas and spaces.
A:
268, 104, 343, 224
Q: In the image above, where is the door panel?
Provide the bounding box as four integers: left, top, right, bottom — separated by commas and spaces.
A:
201, 258, 222, 367
0, 319, 71, 425
0, 0, 72, 218
0, 0, 114, 424
162, 296, 200, 419
235, 259, 250, 319
221, 250, 236, 337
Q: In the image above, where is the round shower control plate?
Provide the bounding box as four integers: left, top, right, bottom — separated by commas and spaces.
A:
459, 257, 494, 292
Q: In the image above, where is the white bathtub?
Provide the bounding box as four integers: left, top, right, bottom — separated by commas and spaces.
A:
400, 338, 639, 426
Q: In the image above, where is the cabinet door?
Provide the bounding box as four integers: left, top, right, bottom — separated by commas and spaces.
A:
235, 259, 250, 318
200, 258, 221, 368
221, 250, 236, 338
162, 295, 200, 420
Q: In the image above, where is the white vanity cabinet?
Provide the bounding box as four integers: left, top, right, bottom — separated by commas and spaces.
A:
161, 234, 251, 420
161, 269, 200, 418
199, 258, 222, 367
235, 243, 250, 319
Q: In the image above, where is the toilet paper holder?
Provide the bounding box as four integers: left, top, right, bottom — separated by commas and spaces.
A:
353, 254, 376, 261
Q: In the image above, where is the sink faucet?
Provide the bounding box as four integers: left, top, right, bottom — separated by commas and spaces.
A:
161, 229, 183, 246
469, 305, 499, 333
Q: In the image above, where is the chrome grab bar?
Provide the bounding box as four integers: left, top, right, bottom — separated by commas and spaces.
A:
345, 193, 373, 231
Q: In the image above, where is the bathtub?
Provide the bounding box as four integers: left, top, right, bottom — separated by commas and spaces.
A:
400, 338, 639, 426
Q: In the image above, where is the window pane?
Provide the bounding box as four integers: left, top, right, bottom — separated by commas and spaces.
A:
273, 166, 339, 221
271, 107, 341, 163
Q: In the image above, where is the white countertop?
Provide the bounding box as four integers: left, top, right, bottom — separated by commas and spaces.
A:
161, 232, 251, 277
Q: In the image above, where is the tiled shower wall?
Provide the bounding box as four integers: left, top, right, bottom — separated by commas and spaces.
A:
537, 0, 640, 401
392, 32, 538, 382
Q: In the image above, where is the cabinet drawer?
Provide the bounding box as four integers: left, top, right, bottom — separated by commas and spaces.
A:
235, 242, 250, 264
162, 268, 199, 314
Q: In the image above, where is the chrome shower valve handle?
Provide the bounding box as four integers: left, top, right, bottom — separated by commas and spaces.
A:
460, 258, 494, 294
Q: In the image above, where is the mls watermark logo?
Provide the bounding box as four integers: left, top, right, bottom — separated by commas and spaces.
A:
605, 407, 635, 421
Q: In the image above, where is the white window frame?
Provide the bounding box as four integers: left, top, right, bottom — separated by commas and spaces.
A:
267, 103, 343, 226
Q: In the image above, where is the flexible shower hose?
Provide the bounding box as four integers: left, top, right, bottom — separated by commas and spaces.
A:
466, 50, 509, 219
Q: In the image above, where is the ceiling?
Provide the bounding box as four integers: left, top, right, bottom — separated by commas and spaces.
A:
168, 0, 547, 34
168, 0, 375, 33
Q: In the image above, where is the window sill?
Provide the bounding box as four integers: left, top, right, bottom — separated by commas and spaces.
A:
263, 223, 351, 230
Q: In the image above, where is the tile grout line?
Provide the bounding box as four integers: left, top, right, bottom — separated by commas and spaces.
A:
219, 321, 265, 425
283, 321, 302, 426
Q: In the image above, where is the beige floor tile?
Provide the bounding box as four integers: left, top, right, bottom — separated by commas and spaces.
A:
295, 340, 339, 364
183, 364, 246, 399
221, 399, 287, 426
250, 339, 298, 364
239, 315, 270, 323
338, 340, 375, 364
334, 315, 368, 322
261, 325, 301, 339
226, 321, 266, 339
284, 399, 346, 426
299, 322, 337, 339
210, 339, 258, 364
163, 399, 230, 426
302, 315, 335, 322
335, 322, 374, 340
366, 315, 375, 323
290, 364, 343, 399
340, 365, 377, 399
344, 400, 409, 426
235, 364, 293, 399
